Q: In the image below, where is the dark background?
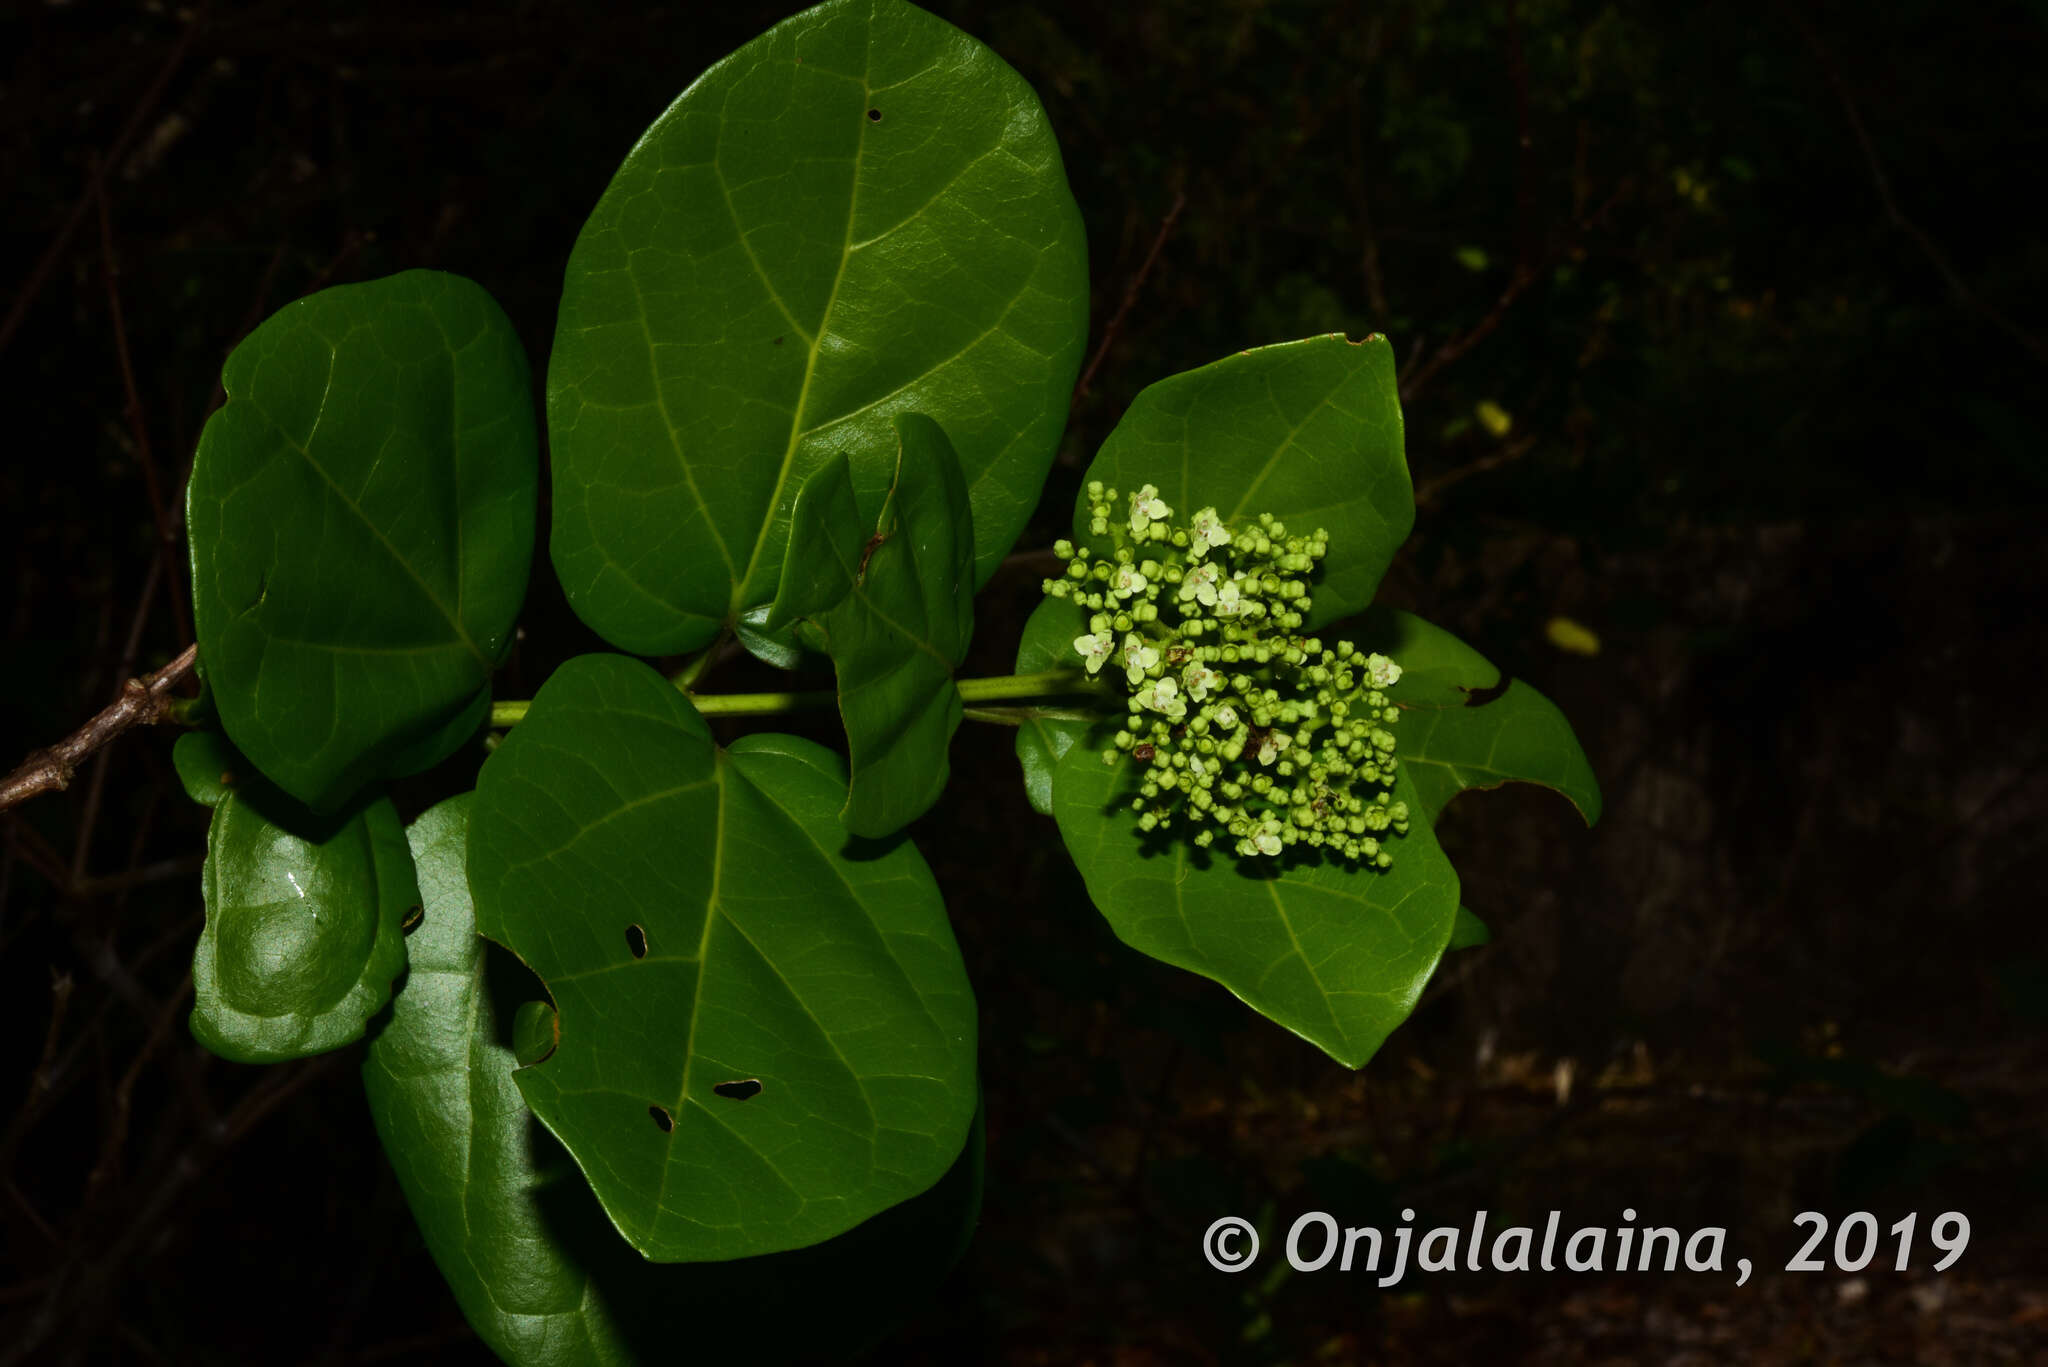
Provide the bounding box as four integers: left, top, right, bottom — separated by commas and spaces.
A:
4, 0, 2045, 1361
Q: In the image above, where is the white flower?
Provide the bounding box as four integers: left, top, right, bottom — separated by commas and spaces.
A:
1212, 577, 1243, 618
1365, 652, 1403, 689
1187, 507, 1231, 557
1136, 676, 1186, 720
1182, 662, 1219, 701
1178, 561, 1220, 606
1111, 563, 1150, 599
1257, 731, 1291, 766
1253, 818, 1284, 857
1121, 632, 1159, 685
1073, 633, 1113, 675
1212, 702, 1240, 731
1128, 483, 1172, 535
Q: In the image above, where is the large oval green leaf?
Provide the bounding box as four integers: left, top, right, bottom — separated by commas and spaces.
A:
1050, 737, 1459, 1069
547, 0, 1088, 656
766, 413, 973, 837
187, 269, 537, 811
173, 732, 415, 1063
1357, 608, 1603, 825
466, 653, 977, 1262
365, 795, 982, 1366
1075, 334, 1411, 626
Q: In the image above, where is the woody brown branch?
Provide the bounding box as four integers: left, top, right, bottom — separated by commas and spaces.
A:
0, 644, 197, 813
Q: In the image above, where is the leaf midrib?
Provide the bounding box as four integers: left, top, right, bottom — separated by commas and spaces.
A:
250, 351, 491, 672
730, 29, 875, 620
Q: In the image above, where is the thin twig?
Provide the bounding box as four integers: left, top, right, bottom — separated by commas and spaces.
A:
84, 973, 192, 1203
1399, 181, 1629, 405
1414, 434, 1538, 509
93, 165, 190, 648
1075, 189, 1187, 401
1794, 16, 2048, 368
22, 970, 75, 1120
73, 550, 165, 883
0, 643, 196, 812
0, 7, 206, 359
72, 856, 205, 900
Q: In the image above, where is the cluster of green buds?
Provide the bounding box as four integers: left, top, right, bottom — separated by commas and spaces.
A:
1043, 482, 1411, 867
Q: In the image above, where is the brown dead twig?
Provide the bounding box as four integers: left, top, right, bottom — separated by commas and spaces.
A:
1414, 434, 1539, 510
0, 7, 208, 361
93, 160, 190, 649
1074, 189, 1188, 403
1794, 16, 2048, 370
0, 644, 196, 813
1399, 180, 1631, 408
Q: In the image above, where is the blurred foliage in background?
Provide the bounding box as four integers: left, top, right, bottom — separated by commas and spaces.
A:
3, 1, 2045, 1361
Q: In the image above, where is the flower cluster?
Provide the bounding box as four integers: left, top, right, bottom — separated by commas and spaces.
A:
1043, 482, 1410, 867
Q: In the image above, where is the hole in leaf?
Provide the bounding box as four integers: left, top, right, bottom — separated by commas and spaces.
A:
713, 1079, 763, 1101
625, 923, 648, 959
401, 904, 424, 935
866, 107, 882, 122
649, 1104, 674, 1132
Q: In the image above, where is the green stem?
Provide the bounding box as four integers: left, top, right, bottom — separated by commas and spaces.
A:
487, 668, 1106, 731
669, 629, 730, 691
955, 669, 1101, 703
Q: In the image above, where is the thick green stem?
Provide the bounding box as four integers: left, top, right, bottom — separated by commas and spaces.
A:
487, 668, 1106, 730
955, 668, 1101, 703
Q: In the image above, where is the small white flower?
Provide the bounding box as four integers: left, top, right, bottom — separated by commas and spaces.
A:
1111, 563, 1149, 599
1212, 702, 1240, 731
1212, 577, 1243, 618
1178, 561, 1220, 606
1257, 731, 1291, 766
1120, 632, 1159, 685
1187, 507, 1231, 556
1182, 662, 1219, 701
1073, 633, 1113, 675
1136, 676, 1186, 720
1365, 652, 1403, 689
1254, 819, 1284, 857
1128, 483, 1172, 535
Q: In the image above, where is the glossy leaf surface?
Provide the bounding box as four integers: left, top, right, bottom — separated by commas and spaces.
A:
174, 732, 414, 1063
548, 0, 1088, 656
365, 795, 983, 1367
187, 269, 537, 811
767, 414, 972, 836
1051, 739, 1460, 1068
466, 653, 976, 1261
1011, 594, 1092, 816
1361, 609, 1602, 825
1074, 334, 1411, 627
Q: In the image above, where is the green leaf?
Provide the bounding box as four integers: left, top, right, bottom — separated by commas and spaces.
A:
548, 0, 1088, 656
1447, 905, 1491, 950
1075, 334, 1411, 626
466, 653, 977, 1262
1050, 739, 1460, 1068
187, 269, 538, 811
513, 999, 559, 1067
1012, 594, 1094, 816
767, 413, 973, 836
365, 795, 983, 1367
1359, 609, 1602, 826
173, 732, 415, 1064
